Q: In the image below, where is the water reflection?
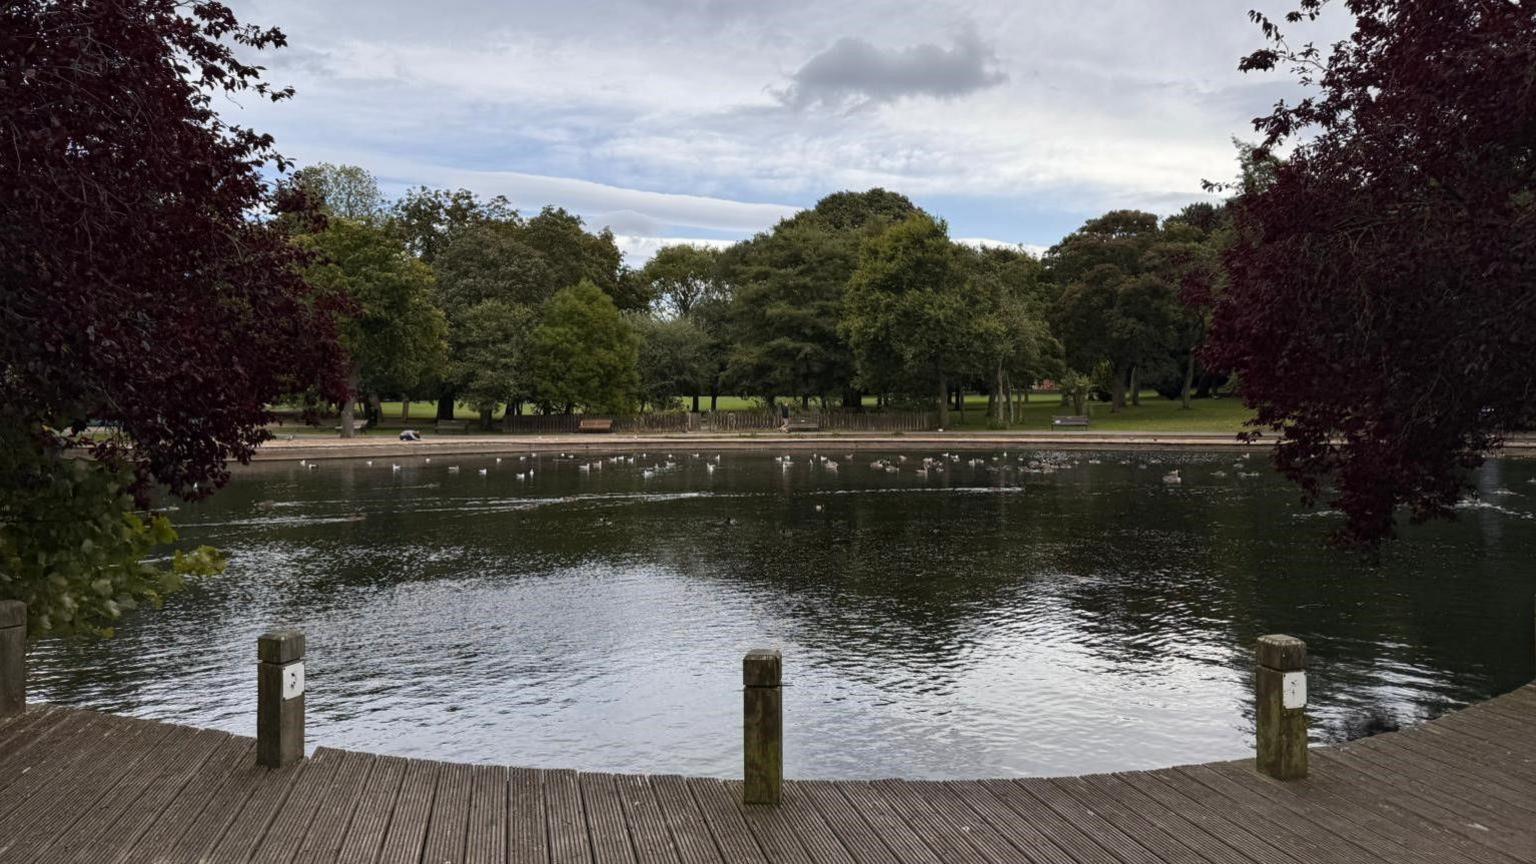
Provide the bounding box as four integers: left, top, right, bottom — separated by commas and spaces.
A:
26, 450, 1536, 779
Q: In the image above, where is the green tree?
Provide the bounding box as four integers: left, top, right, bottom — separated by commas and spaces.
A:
291, 163, 385, 221
302, 219, 448, 435
960, 246, 1061, 424
632, 314, 711, 411
721, 189, 920, 407
527, 281, 641, 413
450, 301, 537, 429
842, 213, 975, 426
638, 245, 725, 318
521, 207, 637, 310
390, 187, 516, 263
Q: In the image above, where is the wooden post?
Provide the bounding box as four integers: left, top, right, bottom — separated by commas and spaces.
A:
0, 602, 24, 718
257, 629, 305, 768
743, 648, 782, 805
1255, 634, 1308, 780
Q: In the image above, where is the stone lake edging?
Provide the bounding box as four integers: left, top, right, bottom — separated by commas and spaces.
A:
250, 431, 1536, 462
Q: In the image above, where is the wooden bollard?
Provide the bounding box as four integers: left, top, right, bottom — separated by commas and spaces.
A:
743, 648, 782, 805
256, 629, 306, 768
1255, 634, 1308, 780
0, 602, 24, 718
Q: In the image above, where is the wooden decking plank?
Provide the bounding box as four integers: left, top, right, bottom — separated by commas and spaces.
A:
683, 778, 775, 864
508, 765, 551, 863
292, 750, 380, 864
1310, 751, 1534, 861
1101, 773, 1296, 864
464, 764, 508, 864
832, 781, 941, 864
1143, 767, 1388, 864
421, 761, 473, 864
870, 780, 1004, 864
935, 780, 1072, 864
715, 781, 815, 864
1205, 762, 1486, 864
336, 754, 410, 864
1432, 705, 1536, 748
0, 710, 102, 801
377, 758, 442, 864
543, 768, 594, 864
0, 705, 66, 760
1019, 776, 1198, 864
797, 781, 903, 864
206, 760, 315, 864
1294, 756, 1527, 864
112, 738, 256, 864
1177, 764, 1439, 864
0, 717, 170, 862
1374, 730, 1536, 802
256, 749, 375, 864
1322, 745, 1531, 831
614, 774, 682, 864
982, 777, 1148, 864
32, 725, 229, 864
1051, 776, 1245, 864
650, 774, 726, 864
910, 780, 1047, 864
1413, 723, 1536, 775
155, 742, 275, 863
579, 773, 638, 864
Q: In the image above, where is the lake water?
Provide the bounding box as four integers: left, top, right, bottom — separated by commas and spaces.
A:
25, 449, 1536, 779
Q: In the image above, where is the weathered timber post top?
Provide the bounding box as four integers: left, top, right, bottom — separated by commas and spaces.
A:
256, 628, 306, 769
1255, 633, 1308, 781
743, 647, 783, 806
0, 601, 24, 718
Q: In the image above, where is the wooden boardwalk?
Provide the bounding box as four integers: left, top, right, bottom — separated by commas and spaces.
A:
0, 686, 1533, 863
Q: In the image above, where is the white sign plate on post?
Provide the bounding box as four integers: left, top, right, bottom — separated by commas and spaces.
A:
1282, 670, 1306, 709
282, 662, 305, 700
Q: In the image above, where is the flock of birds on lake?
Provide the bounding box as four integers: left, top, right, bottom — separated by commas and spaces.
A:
291, 450, 1264, 487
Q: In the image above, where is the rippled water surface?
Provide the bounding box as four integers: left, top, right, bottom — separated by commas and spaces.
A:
26, 449, 1536, 778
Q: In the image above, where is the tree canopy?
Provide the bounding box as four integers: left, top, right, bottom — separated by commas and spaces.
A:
1, 0, 346, 633
527, 281, 641, 413
1204, 0, 1536, 545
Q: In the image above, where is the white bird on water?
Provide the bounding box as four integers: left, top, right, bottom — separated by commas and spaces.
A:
1163, 469, 1182, 485
391, 463, 401, 472
478, 468, 488, 476
447, 465, 460, 474
366, 460, 373, 467
425, 457, 432, 464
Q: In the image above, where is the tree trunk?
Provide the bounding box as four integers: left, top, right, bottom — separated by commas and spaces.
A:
691, 394, 700, 413
401, 397, 411, 423
1110, 364, 1127, 413
365, 393, 381, 428
436, 394, 455, 421
1181, 350, 1196, 409
1130, 365, 1141, 406
480, 407, 494, 430
710, 390, 718, 412
340, 367, 360, 438
936, 370, 949, 427
800, 394, 809, 409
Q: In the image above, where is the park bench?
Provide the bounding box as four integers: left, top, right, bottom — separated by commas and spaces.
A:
435, 419, 470, 434
784, 417, 820, 432
334, 419, 367, 434
1051, 415, 1091, 428
578, 418, 614, 433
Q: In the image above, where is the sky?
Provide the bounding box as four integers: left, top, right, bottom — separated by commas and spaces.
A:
227, 0, 1346, 264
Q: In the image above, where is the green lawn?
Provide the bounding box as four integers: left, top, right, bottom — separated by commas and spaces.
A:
271, 391, 1252, 436
941, 392, 1254, 434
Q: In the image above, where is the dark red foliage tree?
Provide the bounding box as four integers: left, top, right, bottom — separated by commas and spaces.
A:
1, 1, 348, 499
1204, 0, 1536, 545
